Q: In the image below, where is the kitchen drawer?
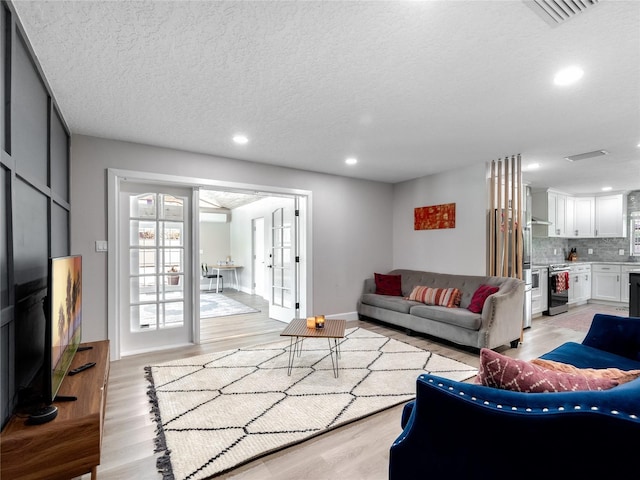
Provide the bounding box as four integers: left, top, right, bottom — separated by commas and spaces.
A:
570, 264, 591, 273
592, 264, 621, 273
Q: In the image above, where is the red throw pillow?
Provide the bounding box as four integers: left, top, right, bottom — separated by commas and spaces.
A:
476, 348, 618, 393
467, 284, 499, 313
374, 273, 402, 296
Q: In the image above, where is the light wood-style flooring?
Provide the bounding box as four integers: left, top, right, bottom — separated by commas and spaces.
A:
82, 298, 623, 480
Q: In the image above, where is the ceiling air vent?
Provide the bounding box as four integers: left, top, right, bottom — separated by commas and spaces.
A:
564, 150, 609, 162
523, 0, 600, 26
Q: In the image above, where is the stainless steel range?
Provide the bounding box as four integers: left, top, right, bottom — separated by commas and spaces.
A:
546, 263, 571, 316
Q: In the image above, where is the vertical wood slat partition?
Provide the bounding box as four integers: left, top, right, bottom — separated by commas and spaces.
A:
489, 155, 523, 280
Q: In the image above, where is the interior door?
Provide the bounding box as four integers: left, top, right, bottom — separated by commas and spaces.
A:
119, 182, 192, 355
252, 217, 265, 297
268, 199, 298, 322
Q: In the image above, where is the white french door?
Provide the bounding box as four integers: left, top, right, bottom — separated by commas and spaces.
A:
118, 182, 193, 355
252, 217, 265, 297
268, 198, 299, 322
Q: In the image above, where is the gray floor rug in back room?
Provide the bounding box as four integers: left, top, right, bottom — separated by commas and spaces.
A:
145, 327, 477, 480
200, 292, 259, 318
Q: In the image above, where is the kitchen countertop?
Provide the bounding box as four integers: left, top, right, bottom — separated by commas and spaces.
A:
532, 261, 640, 268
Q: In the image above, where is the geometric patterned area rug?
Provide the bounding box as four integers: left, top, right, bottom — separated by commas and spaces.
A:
200, 293, 259, 319
145, 327, 477, 479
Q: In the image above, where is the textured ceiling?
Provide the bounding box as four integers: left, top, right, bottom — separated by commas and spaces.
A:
11, 0, 640, 194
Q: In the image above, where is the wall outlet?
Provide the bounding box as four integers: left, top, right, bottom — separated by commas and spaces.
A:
619, 249, 625, 256
588, 248, 593, 254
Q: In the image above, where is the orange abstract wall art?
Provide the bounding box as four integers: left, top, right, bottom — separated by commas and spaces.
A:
414, 203, 456, 230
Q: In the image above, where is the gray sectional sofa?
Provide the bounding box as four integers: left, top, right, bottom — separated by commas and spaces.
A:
357, 269, 525, 350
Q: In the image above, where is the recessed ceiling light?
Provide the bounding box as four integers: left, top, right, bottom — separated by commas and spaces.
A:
553, 66, 584, 86
345, 157, 358, 165
601, 186, 612, 192
233, 135, 249, 145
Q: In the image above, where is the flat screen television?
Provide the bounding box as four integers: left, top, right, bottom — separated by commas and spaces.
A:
44, 254, 83, 404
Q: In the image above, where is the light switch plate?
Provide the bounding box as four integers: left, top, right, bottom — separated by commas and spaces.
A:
95, 240, 108, 252
619, 249, 625, 255
588, 248, 593, 254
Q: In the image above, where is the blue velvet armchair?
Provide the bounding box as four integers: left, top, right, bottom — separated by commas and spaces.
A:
389, 314, 640, 479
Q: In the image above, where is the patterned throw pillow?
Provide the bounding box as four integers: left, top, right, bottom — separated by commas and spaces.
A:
531, 358, 640, 385
476, 348, 618, 393
467, 284, 499, 313
408, 286, 461, 308
374, 273, 402, 296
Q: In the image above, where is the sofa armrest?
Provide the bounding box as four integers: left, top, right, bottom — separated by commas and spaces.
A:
362, 277, 376, 295
389, 373, 640, 480
582, 313, 640, 361
478, 280, 524, 348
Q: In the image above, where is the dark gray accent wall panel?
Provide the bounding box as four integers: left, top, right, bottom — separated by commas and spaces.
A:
1, 166, 8, 307
1, 3, 6, 154
11, 32, 48, 186
50, 108, 69, 202
51, 201, 69, 258
13, 178, 47, 294
1, 0, 70, 430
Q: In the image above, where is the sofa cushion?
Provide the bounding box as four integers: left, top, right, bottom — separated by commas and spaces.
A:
540, 341, 640, 371
467, 284, 499, 313
531, 358, 640, 385
409, 304, 482, 330
477, 348, 618, 393
374, 273, 402, 296
407, 286, 461, 308
360, 293, 418, 314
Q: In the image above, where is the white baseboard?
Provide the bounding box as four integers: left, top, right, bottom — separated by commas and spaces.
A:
326, 311, 359, 321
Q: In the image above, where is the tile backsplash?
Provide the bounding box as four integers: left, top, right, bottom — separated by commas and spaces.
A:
533, 237, 639, 264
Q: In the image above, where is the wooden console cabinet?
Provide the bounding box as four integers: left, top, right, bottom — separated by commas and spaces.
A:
1, 340, 110, 480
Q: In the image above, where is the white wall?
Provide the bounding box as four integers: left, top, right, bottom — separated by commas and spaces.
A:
199, 221, 231, 267
392, 163, 488, 275
70, 135, 394, 342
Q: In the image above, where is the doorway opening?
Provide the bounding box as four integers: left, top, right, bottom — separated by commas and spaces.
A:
108, 169, 311, 360
197, 190, 304, 343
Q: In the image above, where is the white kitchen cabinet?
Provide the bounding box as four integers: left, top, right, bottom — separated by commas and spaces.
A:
532, 190, 567, 237
531, 267, 548, 315
568, 264, 591, 305
621, 266, 640, 303
591, 264, 621, 301
571, 197, 595, 237
595, 194, 626, 237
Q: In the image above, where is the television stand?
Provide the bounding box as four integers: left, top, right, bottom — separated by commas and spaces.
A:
0, 340, 110, 480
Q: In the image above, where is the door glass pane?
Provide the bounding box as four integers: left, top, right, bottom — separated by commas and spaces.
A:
163, 302, 184, 327
161, 195, 184, 221
130, 193, 156, 219
162, 222, 183, 247
130, 276, 157, 303
130, 249, 156, 275
130, 220, 156, 246
164, 249, 183, 273
131, 304, 157, 331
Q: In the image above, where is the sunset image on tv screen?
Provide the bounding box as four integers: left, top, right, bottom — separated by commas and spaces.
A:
51, 256, 82, 385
